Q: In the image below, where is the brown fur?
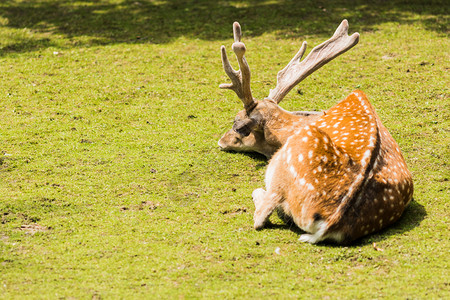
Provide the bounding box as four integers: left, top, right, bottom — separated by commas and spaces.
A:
217, 21, 412, 243
218, 103, 322, 158
253, 90, 413, 244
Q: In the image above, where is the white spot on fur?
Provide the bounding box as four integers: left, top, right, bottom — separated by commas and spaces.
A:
289, 165, 297, 178
355, 174, 363, 182
361, 149, 371, 167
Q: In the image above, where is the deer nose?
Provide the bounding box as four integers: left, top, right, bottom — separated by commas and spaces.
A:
218, 139, 226, 149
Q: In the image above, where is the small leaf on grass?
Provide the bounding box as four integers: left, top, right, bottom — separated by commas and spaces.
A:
373, 242, 384, 251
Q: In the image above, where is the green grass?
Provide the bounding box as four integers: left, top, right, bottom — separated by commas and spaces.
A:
0, 0, 449, 298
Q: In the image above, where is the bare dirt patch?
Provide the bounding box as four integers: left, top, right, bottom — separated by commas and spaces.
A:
20, 224, 49, 235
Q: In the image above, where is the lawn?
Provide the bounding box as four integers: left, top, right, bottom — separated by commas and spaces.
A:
0, 0, 448, 298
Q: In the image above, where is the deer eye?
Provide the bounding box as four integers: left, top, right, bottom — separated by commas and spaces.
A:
233, 118, 256, 137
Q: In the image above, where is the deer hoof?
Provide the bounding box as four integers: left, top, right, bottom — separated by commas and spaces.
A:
253, 219, 265, 230
299, 234, 317, 244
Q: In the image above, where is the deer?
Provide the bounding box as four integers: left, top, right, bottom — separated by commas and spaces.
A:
218, 20, 414, 243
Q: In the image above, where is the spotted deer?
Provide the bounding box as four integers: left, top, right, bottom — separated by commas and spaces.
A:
218, 20, 358, 158
218, 21, 413, 243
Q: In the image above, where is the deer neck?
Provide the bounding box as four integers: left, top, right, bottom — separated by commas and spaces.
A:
262, 105, 322, 151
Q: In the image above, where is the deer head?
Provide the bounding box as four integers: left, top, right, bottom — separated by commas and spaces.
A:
218, 20, 360, 158
252, 90, 414, 244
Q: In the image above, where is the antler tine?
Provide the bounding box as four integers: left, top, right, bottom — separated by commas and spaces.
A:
219, 46, 243, 98
219, 22, 256, 112
268, 20, 360, 103
233, 21, 242, 42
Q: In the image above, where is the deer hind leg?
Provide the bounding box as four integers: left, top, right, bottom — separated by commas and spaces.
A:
252, 188, 283, 230
298, 220, 328, 244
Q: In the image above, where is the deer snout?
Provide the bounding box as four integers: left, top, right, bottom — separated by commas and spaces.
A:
218, 129, 242, 150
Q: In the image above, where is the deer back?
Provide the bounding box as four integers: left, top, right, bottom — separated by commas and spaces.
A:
273, 90, 413, 242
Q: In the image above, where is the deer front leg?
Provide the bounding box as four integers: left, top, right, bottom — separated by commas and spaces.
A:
252, 188, 281, 229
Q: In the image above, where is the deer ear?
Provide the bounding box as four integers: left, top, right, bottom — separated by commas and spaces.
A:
233, 118, 256, 137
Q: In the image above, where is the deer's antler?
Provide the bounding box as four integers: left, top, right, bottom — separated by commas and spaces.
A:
220, 22, 256, 112
268, 20, 360, 103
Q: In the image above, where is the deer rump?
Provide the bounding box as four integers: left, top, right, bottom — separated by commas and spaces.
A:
260, 90, 414, 244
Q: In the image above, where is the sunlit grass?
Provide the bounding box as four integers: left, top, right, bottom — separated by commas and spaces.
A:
0, 0, 448, 298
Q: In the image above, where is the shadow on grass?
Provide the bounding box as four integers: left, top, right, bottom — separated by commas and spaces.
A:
0, 0, 447, 54
263, 199, 426, 246
220, 149, 268, 168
